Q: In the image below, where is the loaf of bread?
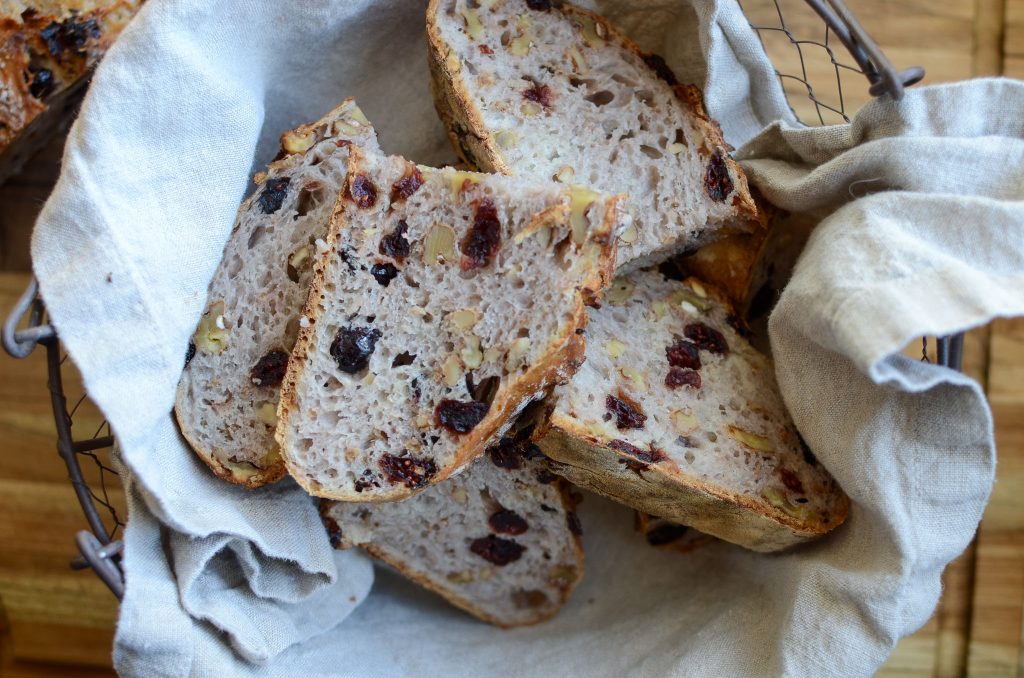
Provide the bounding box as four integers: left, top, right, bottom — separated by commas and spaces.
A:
0, 0, 142, 182
537, 270, 849, 552
276, 146, 623, 501
321, 434, 583, 627
175, 99, 380, 487
426, 0, 760, 272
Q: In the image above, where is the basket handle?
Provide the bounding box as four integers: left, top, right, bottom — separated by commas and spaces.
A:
804, 0, 924, 100
3, 278, 55, 358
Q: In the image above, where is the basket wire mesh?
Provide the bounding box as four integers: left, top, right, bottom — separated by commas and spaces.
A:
1, 0, 946, 601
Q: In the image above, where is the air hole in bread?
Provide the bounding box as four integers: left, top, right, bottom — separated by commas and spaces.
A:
585, 90, 615, 107
611, 73, 637, 87
640, 145, 662, 159
296, 185, 322, 217
247, 226, 266, 250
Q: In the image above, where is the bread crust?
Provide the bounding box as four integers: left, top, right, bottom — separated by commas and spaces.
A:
276, 145, 621, 501
425, 0, 761, 249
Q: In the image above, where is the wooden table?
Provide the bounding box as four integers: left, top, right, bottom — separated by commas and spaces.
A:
1, 1, 1022, 675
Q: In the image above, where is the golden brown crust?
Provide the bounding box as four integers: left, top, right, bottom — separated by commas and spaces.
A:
277, 147, 619, 501
539, 422, 850, 552
0, 1, 142, 179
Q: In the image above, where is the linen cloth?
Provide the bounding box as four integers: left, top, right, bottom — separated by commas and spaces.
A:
27, 0, 1024, 674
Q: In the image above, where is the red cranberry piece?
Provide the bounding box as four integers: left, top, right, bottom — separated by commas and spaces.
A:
779, 468, 805, 494
489, 509, 529, 535
665, 367, 701, 390
684, 322, 729, 355
330, 326, 381, 374
348, 174, 377, 209
522, 83, 552, 108
379, 453, 438, 489
606, 393, 647, 430
666, 338, 701, 370
435, 399, 489, 434
460, 199, 501, 271
390, 166, 424, 203
470, 535, 525, 566
29, 67, 55, 99
704, 149, 733, 202
257, 177, 290, 214
250, 349, 289, 387
379, 220, 411, 261
609, 439, 665, 464
487, 437, 522, 470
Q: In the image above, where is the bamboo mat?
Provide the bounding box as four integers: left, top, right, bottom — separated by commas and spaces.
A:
1, 0, 1022, 674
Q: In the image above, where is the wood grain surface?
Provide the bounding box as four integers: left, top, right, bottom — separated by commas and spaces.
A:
1, 1, 1021, 675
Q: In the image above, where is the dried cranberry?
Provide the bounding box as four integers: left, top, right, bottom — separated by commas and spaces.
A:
666, 338, 701, 370
566, 511, 582, 536
779, 468, 805, 494
470, 535, 525, 566
704, 149, 733, 202
606, 393, 647, 430
250, 350, 289, 387
487, 437, 522, 470
489, 509, 529, 535
379, 220, 411, 261
321, 512, 344, 548
479, 44, 494, 55
391, 352, 416, 367
29, 68, 55, 99
522, 83, 552, 108
646, 523, 689, 546
435, 399, 489, 434
609, 439, 665, 464
370, 262, 399, 286
379, 453, 438, 489
258, 177, 290, 214
348, 174, 378, 209
665, 367, 701, 390
643, 53, 678, 86
526, 0, 552, 9
185, 342, 196, 367
684, 322, 729, 355
330, 326, 381, 373
390, 166, 424, 203
353, 470, 377, 493
460, 199, 501, 270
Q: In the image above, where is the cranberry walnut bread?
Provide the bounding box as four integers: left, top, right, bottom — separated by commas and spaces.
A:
1, 0, 142, 182
321, 436, 583, 627
426, 0, 760, 272
276, 146, 624, 501
536, 271, 849, 552
175, 99, 379, 487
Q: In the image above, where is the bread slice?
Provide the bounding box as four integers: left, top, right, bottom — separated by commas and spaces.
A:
426, 0, 760, 272
175, 99, 380, 487
276, 146, 623, 501
1, 0, 142, 182
321, 434, 584, 627
536, 271, 849, 552
634, 512, 715, 555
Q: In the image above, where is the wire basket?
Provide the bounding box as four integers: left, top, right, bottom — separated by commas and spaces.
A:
1, 0, 952, 602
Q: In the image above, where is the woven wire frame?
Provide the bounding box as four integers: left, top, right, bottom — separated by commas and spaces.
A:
741, 0, 861, 124
2, 0, 944, 601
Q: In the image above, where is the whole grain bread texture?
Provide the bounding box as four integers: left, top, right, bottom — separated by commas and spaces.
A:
426, 0, 760, 272
321, 435, 583, 627
276, 146, 624, 501
536, 270, 849, 552
175, 99, 379, 487
1, 0, 142, 182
